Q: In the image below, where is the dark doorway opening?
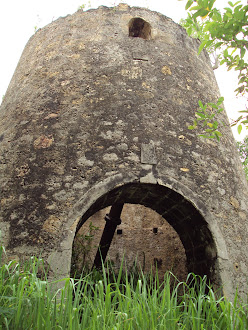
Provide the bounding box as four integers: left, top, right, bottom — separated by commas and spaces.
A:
71, 204, 188, 282
71, 183, 219, 286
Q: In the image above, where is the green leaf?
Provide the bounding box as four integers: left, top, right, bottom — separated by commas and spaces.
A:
238, 76, 246, 84
214, 132, 221, 141
234, 4, 243, 14
213, 121, 218, 129
208, 102, 218, 109
190, 5, 202, 11
208, 0, 215, 10
205, 40, 214, 48
217, 108, 224, 114
193, 8, 210, 19
198, 100, 204, 108
196, 112, 206, 118
238, 124, 242, 134
224, 7, 233, 14
217, 96, 224, 104
187, 26, 193, 36
186, 0, 194, 10
214, 41, 223, 48
240, 48, 245, 59
198, 41, 207, 54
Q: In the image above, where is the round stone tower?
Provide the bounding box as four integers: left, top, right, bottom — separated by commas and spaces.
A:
0, 4, 247, 299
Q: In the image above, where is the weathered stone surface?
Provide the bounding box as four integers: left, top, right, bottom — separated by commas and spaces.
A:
0, 4, 248, 299
141, 143, 157, 165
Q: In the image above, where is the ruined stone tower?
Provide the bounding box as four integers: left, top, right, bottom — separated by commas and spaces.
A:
0, 4, 248, 299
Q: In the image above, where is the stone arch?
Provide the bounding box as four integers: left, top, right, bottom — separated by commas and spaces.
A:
128, 17, 151, 39
72, 181, 220, 284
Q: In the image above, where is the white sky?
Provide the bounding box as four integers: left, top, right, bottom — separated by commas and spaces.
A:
0, 0, 247, 140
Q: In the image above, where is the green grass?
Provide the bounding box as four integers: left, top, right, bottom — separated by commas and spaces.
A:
0, 245, 247, 329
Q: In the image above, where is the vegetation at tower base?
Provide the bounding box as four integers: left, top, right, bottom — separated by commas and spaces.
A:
0, 245, 248, 329
180, 0, 248, 138
71, 221, 100, 275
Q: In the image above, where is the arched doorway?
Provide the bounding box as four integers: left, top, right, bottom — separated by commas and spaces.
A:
72, 204, 188, 282
71, 183, 219, 285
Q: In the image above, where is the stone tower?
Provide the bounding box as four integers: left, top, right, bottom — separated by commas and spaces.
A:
0, 4, 247, 299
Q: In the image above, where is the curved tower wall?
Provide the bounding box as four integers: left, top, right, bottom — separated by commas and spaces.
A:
0, 4, 247, 298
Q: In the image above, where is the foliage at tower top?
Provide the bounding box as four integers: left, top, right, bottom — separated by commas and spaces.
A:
179, 0, 248, 138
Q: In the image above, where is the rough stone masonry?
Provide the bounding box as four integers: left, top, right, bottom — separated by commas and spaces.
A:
0, 3, 248, 299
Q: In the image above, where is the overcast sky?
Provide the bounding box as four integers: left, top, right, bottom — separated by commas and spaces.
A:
0, 0, 246, 140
